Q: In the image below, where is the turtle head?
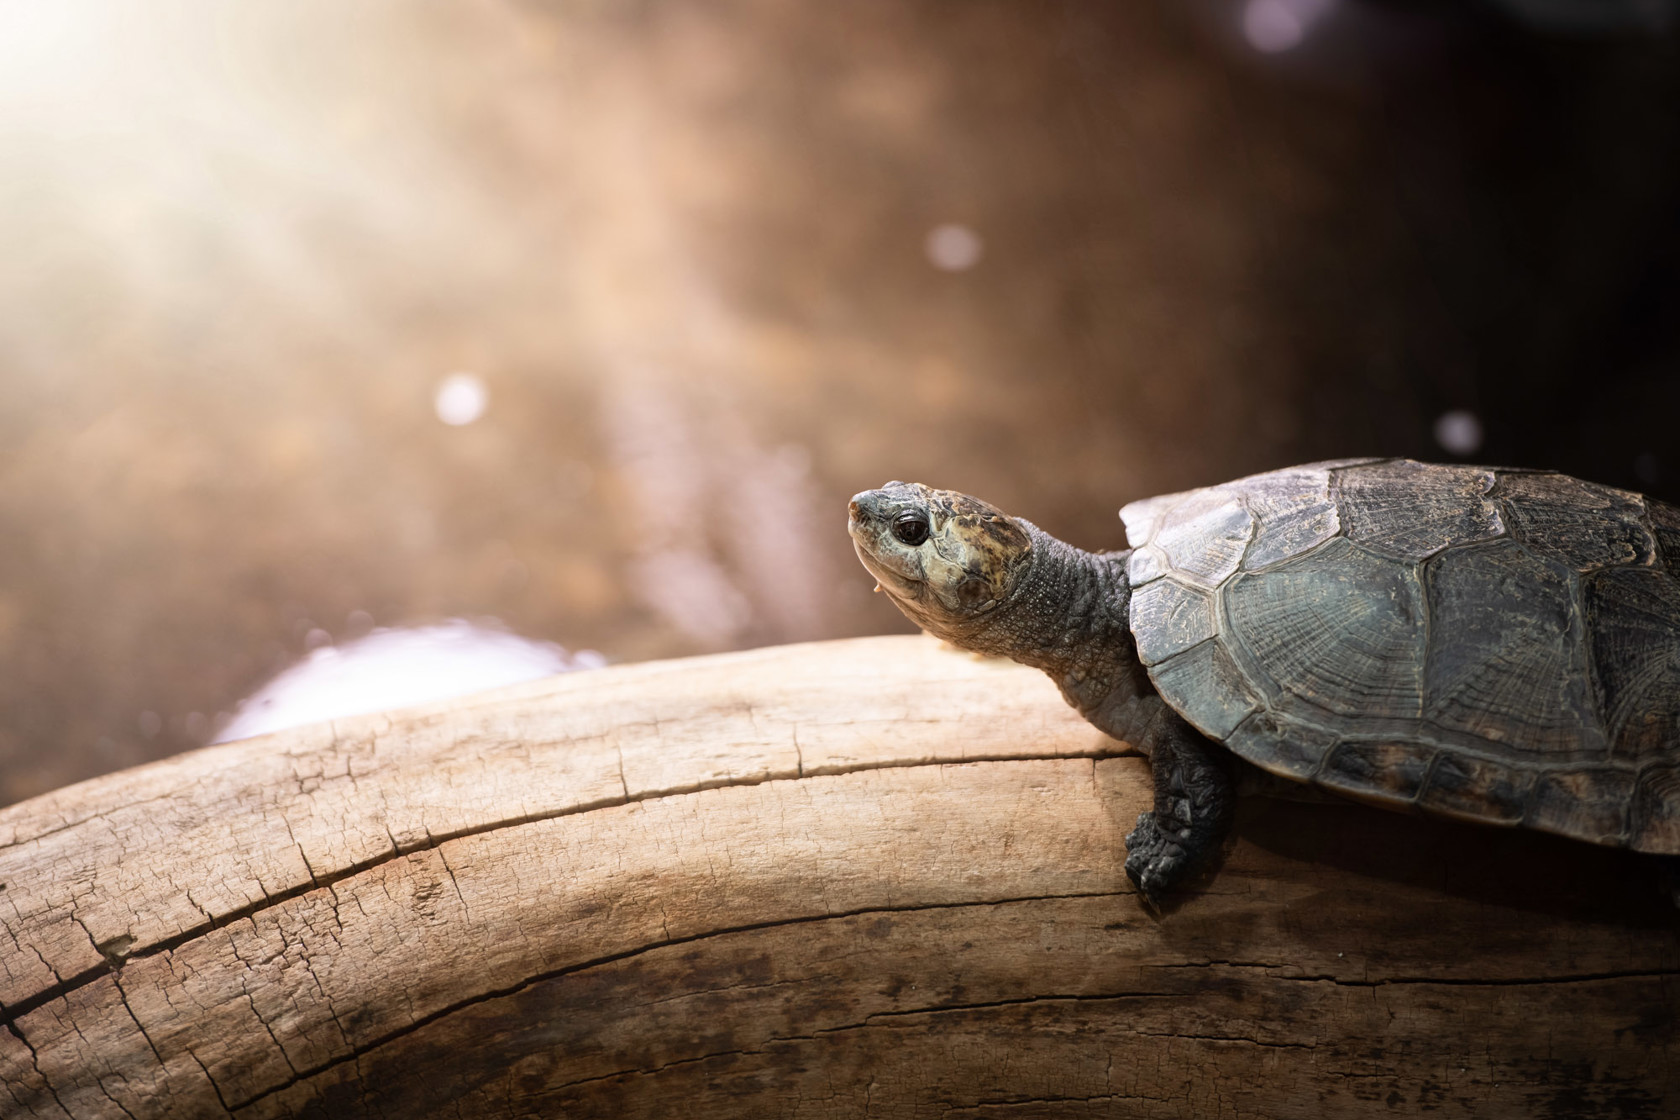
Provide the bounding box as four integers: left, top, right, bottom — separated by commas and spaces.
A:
847, 482, 1034, 641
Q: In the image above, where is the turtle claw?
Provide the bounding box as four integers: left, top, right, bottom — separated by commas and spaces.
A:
1124, 810, 1188, 905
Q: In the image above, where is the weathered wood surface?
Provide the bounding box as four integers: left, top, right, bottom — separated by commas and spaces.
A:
1, 635, 1676, 1119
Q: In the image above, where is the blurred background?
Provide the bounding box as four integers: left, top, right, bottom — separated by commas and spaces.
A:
1, 0, 1677, 804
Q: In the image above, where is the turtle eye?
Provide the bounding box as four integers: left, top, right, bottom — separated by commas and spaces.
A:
892, 513, 930, 546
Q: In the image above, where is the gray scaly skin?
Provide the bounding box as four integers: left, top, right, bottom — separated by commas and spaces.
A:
848, 481, 1236, 905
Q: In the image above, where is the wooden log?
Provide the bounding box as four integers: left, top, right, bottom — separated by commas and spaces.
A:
1, 635, 1676, 1119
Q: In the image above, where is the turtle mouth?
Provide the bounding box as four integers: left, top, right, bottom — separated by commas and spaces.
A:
847, 498, 926, 601
850, 538, 925, 601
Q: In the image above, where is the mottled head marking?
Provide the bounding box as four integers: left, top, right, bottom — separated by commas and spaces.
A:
847, 482, 1034, 639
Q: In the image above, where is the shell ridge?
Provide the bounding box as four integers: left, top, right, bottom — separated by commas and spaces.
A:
1414, 745, 1449, 808
1511, 535, 1607, 755
1418, 548, 1437, 742
1241, 533, 1343, 573
1213, 569, 1279, 706
1410, 722, 1614, 768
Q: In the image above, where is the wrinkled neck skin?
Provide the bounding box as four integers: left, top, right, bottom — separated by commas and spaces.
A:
940, 524, 1163, 748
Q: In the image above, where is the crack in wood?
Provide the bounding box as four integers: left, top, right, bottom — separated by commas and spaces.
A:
228, 890, 1134, 1112
2, 750, 1136, 1031
6, 1018, 74, 1119
507, 995, 1315, 1100
1160, 959, 1680, 989
0, 791, 183, 854
223, 901, 1680, 1112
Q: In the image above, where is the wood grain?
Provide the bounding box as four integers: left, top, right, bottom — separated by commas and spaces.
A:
2, 635, 1676, 1118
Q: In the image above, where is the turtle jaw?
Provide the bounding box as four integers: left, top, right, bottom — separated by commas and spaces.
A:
848, 486, 929, 604
851, 539, 926, 603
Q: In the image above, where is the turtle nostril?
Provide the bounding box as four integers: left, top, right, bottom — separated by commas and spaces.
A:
849, 491, 881, 520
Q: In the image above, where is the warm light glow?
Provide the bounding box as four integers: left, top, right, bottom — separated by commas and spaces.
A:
216, 621, 601, 742
0, 1, 501, 374
0, 2, 119, 106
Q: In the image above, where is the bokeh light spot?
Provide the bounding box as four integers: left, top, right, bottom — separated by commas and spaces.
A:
1241, 0, 1332, 53
1433, 409, 1484, 456
435, 373, 489, 426
925, 223, 983, 271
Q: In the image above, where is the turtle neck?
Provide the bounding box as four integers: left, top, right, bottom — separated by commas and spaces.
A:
945, 522, 1165, 747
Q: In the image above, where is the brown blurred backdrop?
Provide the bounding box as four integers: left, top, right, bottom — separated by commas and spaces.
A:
2, 0, 1677, 803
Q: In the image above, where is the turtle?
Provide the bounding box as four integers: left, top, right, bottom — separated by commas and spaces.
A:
847, 458, 1680, 904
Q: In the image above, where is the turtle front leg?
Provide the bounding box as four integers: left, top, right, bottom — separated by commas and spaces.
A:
1125, 715, 1235, 905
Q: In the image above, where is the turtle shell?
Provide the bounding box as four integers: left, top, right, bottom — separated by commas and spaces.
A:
1122, 458, 1680, 853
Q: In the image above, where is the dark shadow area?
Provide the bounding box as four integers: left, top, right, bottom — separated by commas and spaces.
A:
1235, 793, 1680, 926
